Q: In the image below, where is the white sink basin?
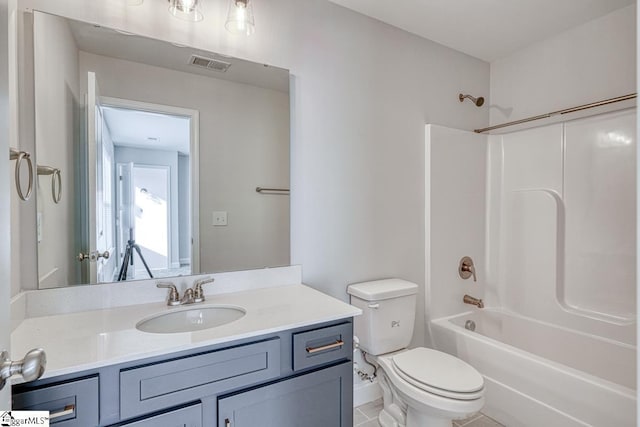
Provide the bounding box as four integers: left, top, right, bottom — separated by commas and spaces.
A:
136, 305, 246, 333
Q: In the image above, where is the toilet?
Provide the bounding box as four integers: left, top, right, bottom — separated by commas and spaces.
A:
348, 279, 485, 427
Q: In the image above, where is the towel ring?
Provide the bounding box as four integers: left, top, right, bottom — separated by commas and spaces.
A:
37, 165, 62, 204
9, 147, 34, 201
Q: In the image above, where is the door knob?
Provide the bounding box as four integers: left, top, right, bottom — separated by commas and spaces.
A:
77, 250, 110, 262
0, 348, 47, 390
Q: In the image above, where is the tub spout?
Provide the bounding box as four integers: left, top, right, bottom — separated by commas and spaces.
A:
463, 294, 484, 308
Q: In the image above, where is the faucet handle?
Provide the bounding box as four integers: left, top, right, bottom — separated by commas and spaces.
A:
181, 288, 195, 305
157, 282, 180, 306
459, 256, 477, 282
193, 277, 214, 303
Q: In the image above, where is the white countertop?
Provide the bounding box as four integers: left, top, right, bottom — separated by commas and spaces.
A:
11, 284, 361, 383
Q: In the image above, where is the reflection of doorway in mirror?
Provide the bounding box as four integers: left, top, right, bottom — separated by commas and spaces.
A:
104, 101, 195, 281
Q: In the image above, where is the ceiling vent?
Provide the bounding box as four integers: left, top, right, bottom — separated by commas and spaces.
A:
188, 54, 232, 72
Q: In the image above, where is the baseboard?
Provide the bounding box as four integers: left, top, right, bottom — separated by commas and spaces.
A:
353, 378, 382, 407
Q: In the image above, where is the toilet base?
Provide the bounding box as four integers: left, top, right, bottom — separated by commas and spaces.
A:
378, 408, 400, 427
406, 407, 451, 427
378, 406, 456, 427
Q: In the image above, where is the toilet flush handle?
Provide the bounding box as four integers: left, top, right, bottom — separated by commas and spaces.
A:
368, 303, 380, 309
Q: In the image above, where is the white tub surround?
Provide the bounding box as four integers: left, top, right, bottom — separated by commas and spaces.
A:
431, 309, 636, 427
11, 266, 361, 383
426, 108, 636, 426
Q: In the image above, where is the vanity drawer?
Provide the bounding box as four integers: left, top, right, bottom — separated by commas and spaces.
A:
119, 403, 202, 427
292, 322, 352, 371
120, 338, 280, 420
12, 376, 99, 427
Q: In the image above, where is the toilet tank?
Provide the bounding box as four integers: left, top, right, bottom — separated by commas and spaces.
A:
347, 279, 418, 355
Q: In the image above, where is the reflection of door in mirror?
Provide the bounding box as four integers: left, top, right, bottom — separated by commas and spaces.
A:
105, 103, 192, 281
88, 73, 117, 283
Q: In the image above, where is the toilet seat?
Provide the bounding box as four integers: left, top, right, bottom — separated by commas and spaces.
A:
391, 348, 484, 400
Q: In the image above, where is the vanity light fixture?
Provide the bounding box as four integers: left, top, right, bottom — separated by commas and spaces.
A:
225, 0, 255, 36
168, 0, 204, 22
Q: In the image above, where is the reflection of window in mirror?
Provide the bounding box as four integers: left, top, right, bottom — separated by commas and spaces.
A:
30, 11, 290, 289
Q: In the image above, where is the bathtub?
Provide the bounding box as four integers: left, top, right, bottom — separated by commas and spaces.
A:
430, 309, 636, 427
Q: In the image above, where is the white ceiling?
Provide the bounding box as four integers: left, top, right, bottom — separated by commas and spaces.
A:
68, 19, 290, 93
327, 0, 635, 61
102, 107, 191, 154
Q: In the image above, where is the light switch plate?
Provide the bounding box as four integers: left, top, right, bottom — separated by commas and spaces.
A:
212, 211, 227, 226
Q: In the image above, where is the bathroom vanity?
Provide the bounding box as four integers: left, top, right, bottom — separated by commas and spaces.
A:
13, 320, 352, 426
10, 272, 360, 427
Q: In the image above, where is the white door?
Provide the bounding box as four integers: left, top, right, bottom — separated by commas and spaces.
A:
117, 162, 134, 278
0, 0, 11, 406
87, 72, 116, 283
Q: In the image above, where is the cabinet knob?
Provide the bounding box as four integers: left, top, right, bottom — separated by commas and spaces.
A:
0, 348, 47, 390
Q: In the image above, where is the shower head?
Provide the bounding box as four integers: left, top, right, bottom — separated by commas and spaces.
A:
459, 93, 485, 107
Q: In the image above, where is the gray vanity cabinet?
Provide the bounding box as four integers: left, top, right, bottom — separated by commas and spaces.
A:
218, 362, 352, 427
119, 404, 202, 427
119, 338, 281, 420
12, 376, 99, 426
11, 319, 353, 427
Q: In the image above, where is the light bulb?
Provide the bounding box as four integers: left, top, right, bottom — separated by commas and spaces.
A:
168, 0, 203, 22
225, 0, 255, 36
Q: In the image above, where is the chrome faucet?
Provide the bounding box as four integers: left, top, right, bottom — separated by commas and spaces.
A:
180, 288, 195, 305
157, 282, 181, 306
157, 277, 215, 306
463, 294, 484, 308
193, 277, 215, 303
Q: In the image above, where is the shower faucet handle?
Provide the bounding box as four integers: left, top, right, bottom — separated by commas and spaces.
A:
459, 256, 477, 282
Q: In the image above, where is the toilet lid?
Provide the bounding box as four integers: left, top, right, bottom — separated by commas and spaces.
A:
392, 348, 484, 399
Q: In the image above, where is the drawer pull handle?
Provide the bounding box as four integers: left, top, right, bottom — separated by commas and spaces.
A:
49, 404, 75, 420
306, 340, 344, 354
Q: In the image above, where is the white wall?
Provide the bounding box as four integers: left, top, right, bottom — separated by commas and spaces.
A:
32, 12, 80, 289
425, 125, 487, 341
79, 51, 291, 274
490, 4, 636, 126
16, 0, 490, 347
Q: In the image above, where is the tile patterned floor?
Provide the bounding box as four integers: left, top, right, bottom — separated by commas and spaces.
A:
354, 399, 505, 427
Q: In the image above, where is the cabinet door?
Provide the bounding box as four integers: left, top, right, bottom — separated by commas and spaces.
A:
218, 362, 352, 427
119, 403, 202, 427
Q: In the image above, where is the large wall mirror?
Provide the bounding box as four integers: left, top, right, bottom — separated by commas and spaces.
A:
28, 11, 290, 289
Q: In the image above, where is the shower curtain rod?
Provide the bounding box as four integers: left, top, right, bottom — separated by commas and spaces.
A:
474, 93, 637, 134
